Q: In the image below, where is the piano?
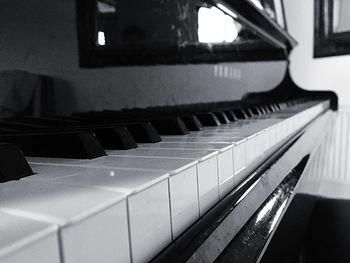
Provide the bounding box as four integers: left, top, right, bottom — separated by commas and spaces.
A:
0, 0, 338, 262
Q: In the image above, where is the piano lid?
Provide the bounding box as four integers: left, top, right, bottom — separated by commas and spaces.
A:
226, 0, 298, 50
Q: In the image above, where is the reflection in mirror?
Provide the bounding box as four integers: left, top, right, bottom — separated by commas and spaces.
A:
249, 0, 286, 28
332, 0, 350, 33
198, 6, 238, 43
97, 0, 117, 14
314, 0, 350, 57
77, 0, 285, 67
93, 1, 259, 47
250, 0, 264, 10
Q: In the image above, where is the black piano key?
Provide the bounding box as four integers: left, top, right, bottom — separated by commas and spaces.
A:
241, 109, 249, 119
41, 126, 138, 150
274, 104, 282, 111
267, 104, 274, 112
47, 115, 83, 121
195, 113, 221, 126
213, 112, 230, 124
243, 108, 254, 118
0, 127, 18, 134
0, 132, 106, 159
273, 104, 281, 111
266, 105, 275, 112
150, 117, 189, 135
279, 102, 288, 109
11, 116, 81, 127
256, 105, 266, 116
26, 122, 160, 145
73, 111, 189, 136
0, 120, 47, 131
269, 104, 277, 112
232, 109, 247, 119
9, 125, 137, 150
286, 101, 294, 107
89, 127, 137, 150
223, 110, 237, 122
250, 106, 261, 116
123, 123, 161, 143
179, 115, 203, 131
0, 143, 34, 183
262, 105, 271, 114
77, 123, 161, 144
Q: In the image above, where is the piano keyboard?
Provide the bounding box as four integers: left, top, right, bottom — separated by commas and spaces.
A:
0, 100, 330, 263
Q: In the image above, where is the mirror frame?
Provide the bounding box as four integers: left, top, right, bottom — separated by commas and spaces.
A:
314, 0, 350, 58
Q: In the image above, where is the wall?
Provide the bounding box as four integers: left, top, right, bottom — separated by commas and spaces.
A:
284, 0, 350, 107
301, 108, 350, 198
284, 0, 350, 193
0, 0, 286, 115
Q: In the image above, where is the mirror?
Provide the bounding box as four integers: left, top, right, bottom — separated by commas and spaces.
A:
332, 0, 350, 33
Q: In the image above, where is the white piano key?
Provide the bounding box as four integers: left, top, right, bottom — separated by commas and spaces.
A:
216, 146, 234, 198
258, 129, 268, 154
140, 141, 235, 199
233, 139, 247, 175
159, 136, 247, 180
28, 156, 200, 239
0, 180, 130, 263
26, 165, 172, 263
138, 142, 232, 150
137, 143, 235, 199
107, 148, 217, 160
0, 211, 60, 263
196, 152, 219, 214
245, 134, 257, 166
255, 130, 265, 157
270, 123, 279, 147
107, 148, 220, 216
169, 165, 199, 237
183, 132, 253, 138
161, 136, 242, 143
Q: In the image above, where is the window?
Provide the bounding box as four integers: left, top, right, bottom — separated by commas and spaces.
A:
314, 0, 350, 58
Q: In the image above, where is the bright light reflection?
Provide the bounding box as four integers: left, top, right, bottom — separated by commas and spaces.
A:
256, 195, 278, 223
269, 199, 288, 233
97, 31, 106, 46
198, 7, 238, 43
97, 1, 116, 13
235, 178, 261, 205
250, 0, 264, 10
217, 3, 238, 19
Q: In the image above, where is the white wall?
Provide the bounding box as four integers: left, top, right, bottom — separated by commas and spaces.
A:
284, 0, 350, 188
0, 0, 287, 115
284, 0, 350, 107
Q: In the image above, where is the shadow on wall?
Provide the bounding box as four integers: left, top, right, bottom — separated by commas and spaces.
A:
0, 70, 76, 117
